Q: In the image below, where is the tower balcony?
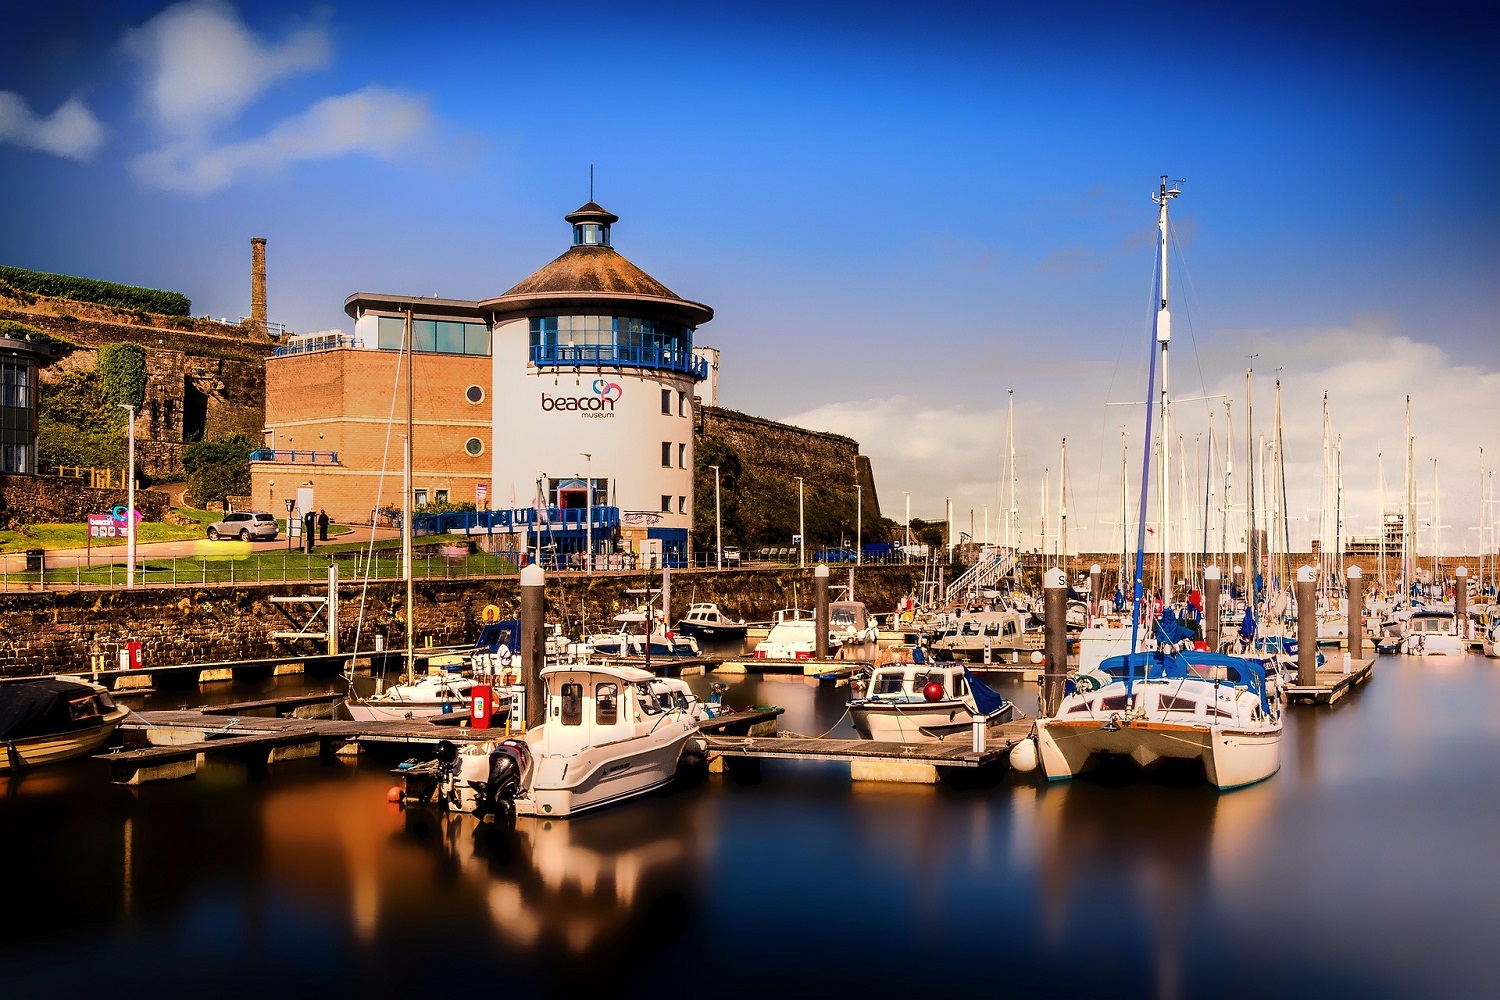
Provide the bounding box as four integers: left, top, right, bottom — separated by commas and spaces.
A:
531, 344, 707, 379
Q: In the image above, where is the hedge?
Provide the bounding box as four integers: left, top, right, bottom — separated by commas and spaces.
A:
0, 264, 191, 316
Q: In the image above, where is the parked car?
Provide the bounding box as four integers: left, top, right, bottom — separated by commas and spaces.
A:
814, 546, 858, 564
206, 511, 279, 541
723, 546, 741, 567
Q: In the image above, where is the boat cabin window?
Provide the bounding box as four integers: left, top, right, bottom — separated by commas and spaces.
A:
983, 623, 1001, 637
1002, 621, 1017, 637
635, 682, 661, 715
872, 673, 907, 696
1158, 695, 1198, 713
914, 672, 947, 694
68, 696, 103, 721
560, 682, 583, 725
1099, 695, 1130, 712
960, 622, 981, 636
953, 676, 969, 696
596, 682, 618, 725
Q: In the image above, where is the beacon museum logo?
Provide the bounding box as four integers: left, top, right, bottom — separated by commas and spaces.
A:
541, 379, 622, 418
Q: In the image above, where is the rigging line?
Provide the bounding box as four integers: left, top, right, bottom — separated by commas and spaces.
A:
350, 309, 411, 672
1129, 234, 1166, 665
1167, 214, 1215, 421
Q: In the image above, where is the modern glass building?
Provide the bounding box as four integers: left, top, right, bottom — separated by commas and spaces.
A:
0, 333, 50, 474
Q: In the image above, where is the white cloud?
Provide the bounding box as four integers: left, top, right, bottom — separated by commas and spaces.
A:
0, 92, 105, 160
129, 84, 431, 194
781, 321, 1500, 558
122, 0, 330, 136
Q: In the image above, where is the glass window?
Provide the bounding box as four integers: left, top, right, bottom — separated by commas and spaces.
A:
596, 682, 618, 725
661, 442, 671, 467
436, 321, 466, 354
465, 437, 484, 457
560, 682, 583, 725
635, 682, 661, 715
678, 443, 686, 468
466, 385, 484, 404
434, 490, 449, 504
412, 320, 437, 353
464, 323, 490, 356
414, 489, 428, 507
661, 495, 671, 513
678, 391, 687, 417
378, 315, 405, 350
662, 388, 671, 414
678, 496, 687, 514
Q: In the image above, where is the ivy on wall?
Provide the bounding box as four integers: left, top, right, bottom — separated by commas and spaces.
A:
97, 342, 147, 412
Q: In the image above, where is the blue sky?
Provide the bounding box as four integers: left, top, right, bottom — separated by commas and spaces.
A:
3, 1, 1497, 556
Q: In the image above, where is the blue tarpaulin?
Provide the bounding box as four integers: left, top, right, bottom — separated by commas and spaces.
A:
961, 665, 1008, 717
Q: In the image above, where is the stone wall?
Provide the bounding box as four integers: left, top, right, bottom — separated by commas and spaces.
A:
0, 563, 927, 677
0, 474, 170, 527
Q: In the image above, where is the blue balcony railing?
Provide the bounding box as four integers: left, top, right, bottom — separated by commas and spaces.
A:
531, 344, 707, 379
273, 335, 364, 357
250, 449, 340, 464
386, 507, 621, 535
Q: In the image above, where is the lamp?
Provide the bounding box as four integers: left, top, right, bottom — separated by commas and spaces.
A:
285, 496, 295, 552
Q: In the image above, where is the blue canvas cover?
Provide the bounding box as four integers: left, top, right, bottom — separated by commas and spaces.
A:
960, 665, 1008, 717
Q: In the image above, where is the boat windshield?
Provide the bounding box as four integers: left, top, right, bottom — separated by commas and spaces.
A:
634, 681, 661, 715
871, 672, 909, 696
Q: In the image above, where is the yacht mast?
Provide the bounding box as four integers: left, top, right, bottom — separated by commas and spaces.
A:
1153, 176, 1179, 602
1377, 450, 1386, 591
1059, 438, 1069, 573
1405, 395, 1415, 596
402, 307, 415, 685
1006, 388, 1019, 585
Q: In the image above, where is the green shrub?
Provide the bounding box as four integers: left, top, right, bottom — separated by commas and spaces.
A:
0, 319, 78, 359
0, 264, 190, 316
184, 433, 254, 509
97, 342, 147, 410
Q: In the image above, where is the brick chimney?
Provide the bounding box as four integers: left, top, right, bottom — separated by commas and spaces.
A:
250, 237, 267, 336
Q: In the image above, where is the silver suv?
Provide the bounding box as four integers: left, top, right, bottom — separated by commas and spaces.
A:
207, 511, 279, 541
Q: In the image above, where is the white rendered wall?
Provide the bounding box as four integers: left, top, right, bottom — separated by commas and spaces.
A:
490, 317, 697, 530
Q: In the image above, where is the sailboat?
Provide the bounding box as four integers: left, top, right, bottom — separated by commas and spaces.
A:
1029, 178, 1283, 791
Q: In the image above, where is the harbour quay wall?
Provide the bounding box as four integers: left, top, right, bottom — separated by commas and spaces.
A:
0, 564, 928, 679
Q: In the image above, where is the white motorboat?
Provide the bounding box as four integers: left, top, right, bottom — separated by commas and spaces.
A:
828, 600, 880, 646
750, 607, 846, 660
1402, 610, 1465, 656
926, 609, 1042, 662
347, 673, 510, 723
398, 662, 699, 819
587, 611, 701, 658
849, 660, 1013, 741
1483, 619, 1500, 658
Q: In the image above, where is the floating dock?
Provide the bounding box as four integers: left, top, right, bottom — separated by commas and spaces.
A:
703, 718, 1035, 785
1283, 656, 1375, 706
101, 698, 783, 785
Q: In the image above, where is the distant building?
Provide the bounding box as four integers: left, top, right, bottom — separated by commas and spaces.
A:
254, 201, 713, 565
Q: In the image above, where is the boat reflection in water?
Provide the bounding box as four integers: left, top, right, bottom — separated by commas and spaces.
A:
400, 794, 704, 977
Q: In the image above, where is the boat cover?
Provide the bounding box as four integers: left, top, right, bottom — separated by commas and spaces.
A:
0, 679, 103, 740
1097, 650, 1272, 714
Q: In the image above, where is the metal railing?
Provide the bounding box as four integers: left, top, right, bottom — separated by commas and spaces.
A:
272, 335, 364, 357
250, 449, 340, 464
531, 344, 708, 378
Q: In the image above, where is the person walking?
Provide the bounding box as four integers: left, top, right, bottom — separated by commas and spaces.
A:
318, 509, 329, 541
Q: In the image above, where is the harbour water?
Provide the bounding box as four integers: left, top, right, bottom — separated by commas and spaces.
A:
3, 654, 1497, 998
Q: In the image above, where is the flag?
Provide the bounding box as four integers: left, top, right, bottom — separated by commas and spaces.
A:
961, 665, 1008, 717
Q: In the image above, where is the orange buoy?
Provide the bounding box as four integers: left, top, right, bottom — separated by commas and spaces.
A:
386, 786, 402, 803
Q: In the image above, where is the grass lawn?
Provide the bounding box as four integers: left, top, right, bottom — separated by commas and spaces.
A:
0, 507, 362, 553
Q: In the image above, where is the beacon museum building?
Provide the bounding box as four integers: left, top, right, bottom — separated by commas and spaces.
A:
253, 202, 714, 566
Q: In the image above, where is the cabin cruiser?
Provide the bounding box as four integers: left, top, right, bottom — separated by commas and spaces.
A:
587, 611, 701, 658
346, 673, 511, 723
673, 602, 748, 642
1032, 649, 1283, 790
0, 677, 129, 770
926, 609, 1043, 662
397, 662, 700, 819
828, 601, 880, 646
849, 659, 1013, 741
751, 608, 846, 660
1402, 610, 1465, 656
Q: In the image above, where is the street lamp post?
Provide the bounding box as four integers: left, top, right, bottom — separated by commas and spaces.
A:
855, 483, 862, 565
119, 404, 136, 587
709, 464, 722, 570
903, 491, 911, 563
285, 497, 295, 553
580, 452, 592, 573
795, 476, 805, 568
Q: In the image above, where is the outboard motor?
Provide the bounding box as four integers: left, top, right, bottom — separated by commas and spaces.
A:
472, 739, 530, 822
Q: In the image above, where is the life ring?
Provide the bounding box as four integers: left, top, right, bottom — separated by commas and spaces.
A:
482, 604, 502, 623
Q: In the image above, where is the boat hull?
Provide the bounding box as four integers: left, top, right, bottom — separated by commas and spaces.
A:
850, 701, 1013, 741
674, 621, 748, 642
1, 709, 128, 771
516, 724, 695, 818
1035, 717, 1281, 790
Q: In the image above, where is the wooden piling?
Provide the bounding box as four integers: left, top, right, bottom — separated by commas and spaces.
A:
1296, 565, 1317, 686
520, 564, 545, 729
1043, 567, 1068, 716
1347, 565, 1364, 660
1204, 565, 1221, 651
814, 563, 830, 661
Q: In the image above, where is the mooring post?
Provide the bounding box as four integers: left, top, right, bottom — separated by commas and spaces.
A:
662, 564, 671, 636
520, 564, 546, 729
1204, 565, 1221, 651
1089, 563, 1102, 621
1296, 565, 1318, 686
327, 562, 339, 656
1347, 565, 1364, 661
1043, 567, 1068, 717
1454, 565, 1468, 644
815, 563, 830, 660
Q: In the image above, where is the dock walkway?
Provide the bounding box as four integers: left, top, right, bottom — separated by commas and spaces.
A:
1284, 657, 1375, 705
